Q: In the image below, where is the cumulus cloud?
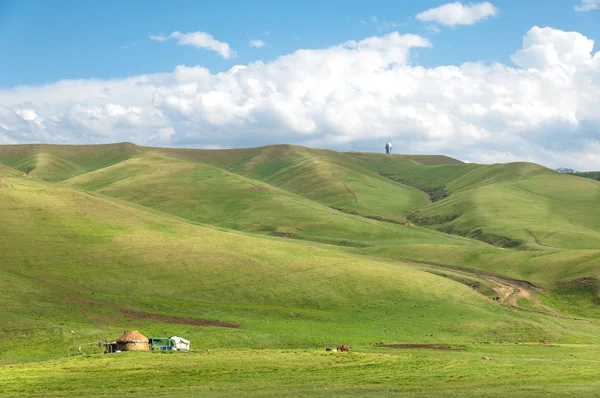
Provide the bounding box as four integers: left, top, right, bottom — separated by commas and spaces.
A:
416, 2, 499, 27
575, 0, 600, 11
1, 27, 600, 169
511, 26, 595, 72
150, 31, 236, 59
249, 39, 267, 48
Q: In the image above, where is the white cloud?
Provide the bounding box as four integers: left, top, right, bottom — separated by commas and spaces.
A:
416, 2, 499, 27
150, 31, 236, 59
511, 26, 595, 73
17, 109, 40, 122
249, 39, 267, 48
575, 0, 600, 11
365, 16, 404, 31
426, 25, 442, 34
149, 34, 168, 42
1, 27, 600, 169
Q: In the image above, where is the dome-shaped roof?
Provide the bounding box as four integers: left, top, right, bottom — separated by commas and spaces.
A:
117, 330, 149, 343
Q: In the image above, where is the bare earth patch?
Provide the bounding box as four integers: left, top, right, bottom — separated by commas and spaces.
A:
379, 344, 467, 351
121, 309, 242, 328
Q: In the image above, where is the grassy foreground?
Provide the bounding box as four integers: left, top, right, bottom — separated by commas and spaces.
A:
2, 345, 600, 397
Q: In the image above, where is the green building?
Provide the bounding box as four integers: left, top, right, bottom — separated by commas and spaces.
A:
148, 337, 176, 351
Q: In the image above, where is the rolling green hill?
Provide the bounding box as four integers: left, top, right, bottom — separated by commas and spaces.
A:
0, 142, 141, 181
4, 174, 592, 362
408, 165, 600, 249
150, 145, 600, 250
152, 145, 437, 222
1, 142, 600, 396
61, 152, 473, 247
0, 163, 22, 177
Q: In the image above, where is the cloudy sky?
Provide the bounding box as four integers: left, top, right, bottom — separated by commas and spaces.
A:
1, 0, 599, 170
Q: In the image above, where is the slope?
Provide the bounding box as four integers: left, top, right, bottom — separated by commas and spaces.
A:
0, 163, 22, 178
153, 145, 433, 222
4, 174, 597, 363
408, 166, 600, 249
331, 154, 600, 250
575, 171, 600, 181
61, 152, 474, 248
4, 142, 599, 250
0, 142, 142, 181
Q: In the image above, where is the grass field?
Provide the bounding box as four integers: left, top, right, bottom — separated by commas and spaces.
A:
3, 345, 600, 397
1, 143, 600, 396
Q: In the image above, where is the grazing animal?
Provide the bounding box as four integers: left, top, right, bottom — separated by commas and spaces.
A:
336, 345, 349, 352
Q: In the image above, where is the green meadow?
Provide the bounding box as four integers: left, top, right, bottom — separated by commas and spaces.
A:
1, 143, 600, 396
3, 346, 600, 397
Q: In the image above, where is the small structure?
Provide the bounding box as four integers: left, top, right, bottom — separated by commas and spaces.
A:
116, 331, 150, 351
171, 336, 190, 351
385, 142, 393, 154
149, 337, 177, 351
101, 341, 118, 353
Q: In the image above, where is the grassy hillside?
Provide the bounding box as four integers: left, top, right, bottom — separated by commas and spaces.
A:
62, 152, 473, 247
234, 146, 430, 222
152, 146, 600, 251
153, 145, 432, 222
5, 174, 596, 364
0, 163, 22, 178
0, 142, 141, 181
409, 168, 600, 249
334, 154, 600, 250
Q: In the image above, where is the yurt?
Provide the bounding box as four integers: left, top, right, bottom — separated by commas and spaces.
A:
116, 331, 150, 351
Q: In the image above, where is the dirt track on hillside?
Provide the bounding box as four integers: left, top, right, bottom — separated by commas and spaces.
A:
392, 256, 594, 323
121, 309, 242, 328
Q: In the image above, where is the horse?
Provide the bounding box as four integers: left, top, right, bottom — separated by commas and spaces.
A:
336, 345, 349, 352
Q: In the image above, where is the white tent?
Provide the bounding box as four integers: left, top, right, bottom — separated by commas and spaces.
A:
171, 336, 190, 351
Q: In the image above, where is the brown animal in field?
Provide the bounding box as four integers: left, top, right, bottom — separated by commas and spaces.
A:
336, 345, 349, 352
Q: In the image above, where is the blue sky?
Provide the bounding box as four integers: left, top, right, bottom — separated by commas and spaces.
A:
1, 0, 598, 87
1, 1, 599, 169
